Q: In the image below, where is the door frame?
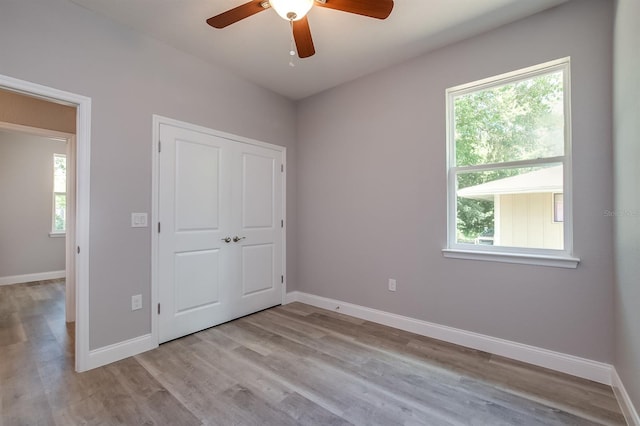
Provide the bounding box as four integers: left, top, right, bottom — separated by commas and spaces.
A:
151, 115, 287, 345
0, 74, 92, 372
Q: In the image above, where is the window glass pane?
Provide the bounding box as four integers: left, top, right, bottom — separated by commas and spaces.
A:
454, 71, 564, 167
54, 154, 66, 193
54, 193, 66, 232
554, 193, 564, 222
456, 164, 563, 250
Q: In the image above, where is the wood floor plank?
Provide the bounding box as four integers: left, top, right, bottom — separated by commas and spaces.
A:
186, 339, 293, 405
0, 281, 627, 425
277, 392, 354, 426
244, 311, 365, 364
218, 384, 301, 426
232, 342, 457, 426
0, 314, 26, 348
272, 305, 626, 424
106, 357, 202, 426
1, 358, 55, 426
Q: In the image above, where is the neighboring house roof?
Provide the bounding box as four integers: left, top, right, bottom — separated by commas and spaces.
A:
458, 165, 563, 201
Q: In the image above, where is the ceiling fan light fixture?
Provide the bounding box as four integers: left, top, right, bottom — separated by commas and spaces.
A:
269, 0, 314, 21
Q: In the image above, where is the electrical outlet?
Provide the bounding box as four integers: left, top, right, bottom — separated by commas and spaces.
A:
131, 294, 142, 311
131, 213, 148, 228
388, 279, 397, 292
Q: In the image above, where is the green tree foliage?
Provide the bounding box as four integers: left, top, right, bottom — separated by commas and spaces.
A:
454, 72, 563, 239
54, 194, 66, 231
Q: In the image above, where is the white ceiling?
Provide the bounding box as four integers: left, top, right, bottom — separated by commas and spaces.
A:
70, 0, 568, 100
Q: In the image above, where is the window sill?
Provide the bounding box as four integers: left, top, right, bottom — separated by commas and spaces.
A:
442, 249, 580, 269
49, 232, 66, 238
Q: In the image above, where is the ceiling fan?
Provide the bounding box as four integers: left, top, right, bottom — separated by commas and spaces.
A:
206, 0, 394, 59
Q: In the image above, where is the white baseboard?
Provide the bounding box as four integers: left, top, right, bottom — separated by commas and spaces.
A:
285, 291, 613, 385
613, 369, 640, 426
284, 291, 300, 305
86, 334, 158, 371
0, 270, 65, 286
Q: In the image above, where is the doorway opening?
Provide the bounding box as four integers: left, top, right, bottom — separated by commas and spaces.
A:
0, 75, 92, 372
0, 121, 75, 296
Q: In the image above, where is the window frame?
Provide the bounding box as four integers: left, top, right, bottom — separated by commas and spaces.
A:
51, 152, 67, 236
443, 58, 579, 268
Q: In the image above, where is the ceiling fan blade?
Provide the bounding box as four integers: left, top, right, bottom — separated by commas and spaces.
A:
293, 16, 315, 58
316, 0, 394, 19
206, 0, 267, 29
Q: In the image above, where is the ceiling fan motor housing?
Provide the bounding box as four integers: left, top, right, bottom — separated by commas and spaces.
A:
269, 0, 314, 21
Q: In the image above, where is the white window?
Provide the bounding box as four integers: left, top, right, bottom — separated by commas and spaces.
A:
52, 153, 66, 235
444, 58, 578, 268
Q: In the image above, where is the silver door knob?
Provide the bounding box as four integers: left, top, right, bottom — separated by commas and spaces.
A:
221, 237, 232, 243
233, 236, 246, 242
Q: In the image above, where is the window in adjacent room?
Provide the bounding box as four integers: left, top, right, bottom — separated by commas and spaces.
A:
51, 153, 66, 235
444, 58, 578, 267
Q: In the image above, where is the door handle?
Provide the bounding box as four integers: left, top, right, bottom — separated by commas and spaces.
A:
232, 236, 246, 243
221, 237, 232, 243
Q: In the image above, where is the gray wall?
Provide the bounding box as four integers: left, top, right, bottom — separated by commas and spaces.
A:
0, 0, 296, 349
296, 0, 614, 362
0, 130, 66, 279
0, 0, 622, 374
613, 0, 640, 410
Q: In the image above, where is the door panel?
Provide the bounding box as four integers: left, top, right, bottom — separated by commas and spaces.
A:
241, 244, 274, 296
231, 143, 283, 318
174, 250, 220, 313
242, 153, 274, 228
158, 124, 231, 343
175, 140, 220, 231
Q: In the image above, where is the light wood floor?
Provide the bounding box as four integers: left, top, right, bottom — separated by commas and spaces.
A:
0, 280, 626, 425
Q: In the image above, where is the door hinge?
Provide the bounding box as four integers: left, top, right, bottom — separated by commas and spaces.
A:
158, 222, 161, 233
77, 246, 80, 254
281, 164, 284, 172
281, 219, 284, 228
158, 141, 161, 153
281, 275, 284, 284
157, 303, 161, 314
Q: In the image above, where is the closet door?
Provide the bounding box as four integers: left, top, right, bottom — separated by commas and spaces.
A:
157, 122, 285, 344
158, 124, 233, 343
228, 142, 283, 318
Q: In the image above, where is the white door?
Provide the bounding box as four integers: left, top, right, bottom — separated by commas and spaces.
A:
158, 123, 283, 343
229, 143, 283, 319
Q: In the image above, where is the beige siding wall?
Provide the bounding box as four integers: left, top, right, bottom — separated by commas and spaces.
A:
495, 193, 563, 249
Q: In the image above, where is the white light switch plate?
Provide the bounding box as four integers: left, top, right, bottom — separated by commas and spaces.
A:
131, 294, 142, 311
388, 279, 397, 292
131, 213, 148, 227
